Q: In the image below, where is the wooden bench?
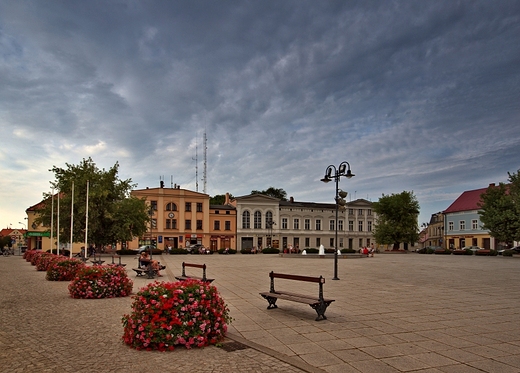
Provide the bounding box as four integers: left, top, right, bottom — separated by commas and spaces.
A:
132, 258, 165, 278
259, 271, 335, 321
175, 262, 214, 283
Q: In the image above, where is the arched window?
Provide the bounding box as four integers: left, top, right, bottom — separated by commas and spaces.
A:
265, 211, 273, 226
166, 202, 177, 211
242, 211, 250, 229
254, 211, 262, 229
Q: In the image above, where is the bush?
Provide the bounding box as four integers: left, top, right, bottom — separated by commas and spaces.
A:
23, 249, 39, 262
168, 248, 189, 255
46, 258, 86, 281
340, 248, 357, 254
68, 265, 133, 299
305, 248, 319, 254
261, 247, 280, 254
122, 279, 231, 351
240, 248, 253, 254
36, 253, 62, 271
503, 249, 514, 257
31, 252, 55, 267
490, 249, 498, 256
417, 248, 435, 254
217, 248, 236, 254
116, 249, 138, 255
434, 249, 452, 255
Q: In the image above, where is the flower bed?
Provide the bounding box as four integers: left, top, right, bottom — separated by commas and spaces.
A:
30, 251, 55, 268
68, 265, 133, 299
122, 279, 231, 351
23, 249, 38, 262
35, 253, 62, 271
46, 258, 86, 281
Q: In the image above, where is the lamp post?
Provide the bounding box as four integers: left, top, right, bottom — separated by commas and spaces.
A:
321, 161, 354, 280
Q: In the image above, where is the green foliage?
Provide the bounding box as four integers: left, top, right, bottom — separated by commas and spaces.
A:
305, 248, 319, 254
340, 248, 356, 253
417, 247, 435, 254
35, 158, 149, 248
210, 194, 234, 205
0, 236, 11, 249
250, 187, 288, 201
217, 248, 236, 254
167, 248, 189, 255
479, 169, 520, 245
261, 247, 280, 254
373, 191, 420, 249
240, 248, 253, 254
503, 249, 514, 257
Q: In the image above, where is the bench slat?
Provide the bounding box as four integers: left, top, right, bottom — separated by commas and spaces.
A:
270, 272, 323, 283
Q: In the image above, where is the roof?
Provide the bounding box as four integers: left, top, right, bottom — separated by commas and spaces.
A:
443, 187, 488, 214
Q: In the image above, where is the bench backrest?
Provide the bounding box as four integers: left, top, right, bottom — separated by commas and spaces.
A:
181, 262, 207, 280
269, 271, 325, 300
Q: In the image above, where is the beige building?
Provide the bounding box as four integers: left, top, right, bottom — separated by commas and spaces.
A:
232, 194, 377, 252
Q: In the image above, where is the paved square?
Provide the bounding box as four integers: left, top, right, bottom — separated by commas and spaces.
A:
2, 252, 519, 372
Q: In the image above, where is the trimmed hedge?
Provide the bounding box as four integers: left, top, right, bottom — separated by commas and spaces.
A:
261, 247, 280, 254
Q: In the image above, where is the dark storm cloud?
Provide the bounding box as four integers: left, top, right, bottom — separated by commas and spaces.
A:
0, 0, 519, 227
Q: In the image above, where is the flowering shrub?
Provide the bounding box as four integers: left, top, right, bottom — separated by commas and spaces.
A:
122, 279, 231, 351
30, 251, 55, 268
46, 258, 86, 281
36, 253, 61, 271
23, 249, 38, 261
68, 265, 133, 299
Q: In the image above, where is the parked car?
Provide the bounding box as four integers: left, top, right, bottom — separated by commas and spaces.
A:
462, 246, 484, 253
186, 244, 203, 253
138, 245, 157, 253
498, 246, 520, 255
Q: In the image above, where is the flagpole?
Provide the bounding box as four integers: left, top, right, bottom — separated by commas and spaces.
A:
85, 180, 89, 260
70, 181, 74, 258
50, 187, 54, 252
57, 190, 60, 255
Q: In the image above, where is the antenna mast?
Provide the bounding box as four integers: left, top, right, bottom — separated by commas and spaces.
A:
193, 139, 199, 192
203, 130, 207, 194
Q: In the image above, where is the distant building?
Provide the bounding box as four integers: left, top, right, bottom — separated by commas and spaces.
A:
231, 194, 376, 252
443, 184, 495, 250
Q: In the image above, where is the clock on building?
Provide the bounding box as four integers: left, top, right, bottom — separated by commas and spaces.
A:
168, 212, 175, 218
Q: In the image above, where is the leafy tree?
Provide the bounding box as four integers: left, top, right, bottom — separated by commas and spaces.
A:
35, 158, 149, 249
0, 236, 11, 250
373, 191, 420, 250
210, 194, 234, 205
479, 170, 520, 245
251, 187, 288, 201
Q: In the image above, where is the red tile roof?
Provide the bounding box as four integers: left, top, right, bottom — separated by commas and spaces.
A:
443, 187, 488, 213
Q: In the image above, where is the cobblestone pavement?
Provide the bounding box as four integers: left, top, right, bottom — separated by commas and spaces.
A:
2, 252, 520, 373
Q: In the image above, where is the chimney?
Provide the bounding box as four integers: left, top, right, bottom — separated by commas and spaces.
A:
225, 192, 230, 205
489, 183, 495, 188
290, 196, 294, 203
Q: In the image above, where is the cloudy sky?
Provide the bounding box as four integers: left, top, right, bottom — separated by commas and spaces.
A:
1, 1, 519, 230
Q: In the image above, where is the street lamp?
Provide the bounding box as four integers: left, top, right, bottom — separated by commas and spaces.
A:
321, 161, 355, 280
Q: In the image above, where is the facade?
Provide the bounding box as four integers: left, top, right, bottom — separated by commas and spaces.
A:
0, 228, 27, 253
443, 185, 494, 250
232, 194, 377, 251
423, 212, 444, 248
209, 204, 237, 251
131, 185, 234, 251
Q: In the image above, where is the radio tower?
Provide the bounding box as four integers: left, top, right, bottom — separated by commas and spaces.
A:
203, 130, 207, 194
193, 138, 199, 192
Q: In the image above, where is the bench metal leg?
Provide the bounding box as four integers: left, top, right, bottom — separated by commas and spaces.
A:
261, 295, 278, 309
310, 301, 332, 321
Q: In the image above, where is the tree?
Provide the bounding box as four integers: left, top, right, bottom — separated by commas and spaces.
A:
210, 194, 234, 205
373, 191, 420, 250
35, 158, 149, 249
250, 187, 288, 201
479, 170, 520, 245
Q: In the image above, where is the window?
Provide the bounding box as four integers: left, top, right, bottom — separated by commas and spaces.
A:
339, 238, 344, 248
472, 219, 478, 230
349, 209, 354, 215
330, 238, 334, 247
368, 221, 372, 232
329, 220, 335, 231
172, 219, 177, 229
338, 220, 343, 231
358, 209, 363, 216
304, 219, 310, 230
305, 237, 310, 247
214, 210, 219, 214
316, 219, 321, 231
282, 218, 288, 229
151, 219, 157, 228
151, 201, 157, 211
459, 221, 465, 231
185, 202, 191, 212
349, 221, 354, 231
293, 218, 299, 230
225, 221, 231, 231
214, 221, 220, 230
226, 211, 230, 214
185, 220, 191, 230
316, 238, 321, 246
265, 211, 273, 227
166, 219, 178, 229
359, 238, 363, 248
196, 203, 203, 212
242, 211, 250, 229
197, 220, 203, 230
254, 211, 262, 229
367, 209, 372, 216
448, 221, 454, 231
358, 221, 363, 232
166, 202, 177, 211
